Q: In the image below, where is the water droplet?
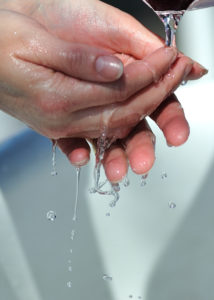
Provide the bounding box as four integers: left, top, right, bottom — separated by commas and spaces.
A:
67, 281, 72, 288
129, 295, 133, 299
138, 297, 142, 299
51, 170, 58, 176
68, 266, 72, 272
102, 274, 112, 281
181, 80, 187, 86
69, 249, 73, 254
70, 229, 75, 240
106, 212, 111, 217
123, 175, 130, 187
168, 201, 176, 209
161, 172, 167, 179
46, 210, 56, 221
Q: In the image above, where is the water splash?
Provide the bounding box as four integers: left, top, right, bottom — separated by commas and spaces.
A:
72, 167, 81, 222
90, 131, 120, 208
51, 140, 58, 176
46, 210, 56, 221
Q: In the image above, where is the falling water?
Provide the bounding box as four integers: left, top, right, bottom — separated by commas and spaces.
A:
157, 10, 184, 47
51, 140, 58, 176
72, 167, 81, 222
90, 131, 120, 208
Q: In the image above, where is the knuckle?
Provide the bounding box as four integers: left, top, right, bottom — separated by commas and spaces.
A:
62, 46, 87, 72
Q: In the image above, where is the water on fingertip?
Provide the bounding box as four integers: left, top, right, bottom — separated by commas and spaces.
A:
142, 173, 148, 180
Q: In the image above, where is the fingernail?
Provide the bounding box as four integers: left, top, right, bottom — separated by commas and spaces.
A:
95, 56, 124, 80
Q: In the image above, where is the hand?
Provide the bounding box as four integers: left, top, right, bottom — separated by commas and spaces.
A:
0, 0, 206, 138
58, 93, 190, 182
0, 0, 207, 182
0, 6, 192, 140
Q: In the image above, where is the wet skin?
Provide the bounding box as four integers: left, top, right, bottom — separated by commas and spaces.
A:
0, 0, 207, 182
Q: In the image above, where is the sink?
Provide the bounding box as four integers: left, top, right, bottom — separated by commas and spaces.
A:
0, 80, 214, 300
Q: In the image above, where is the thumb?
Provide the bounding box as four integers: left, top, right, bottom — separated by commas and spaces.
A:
15, 26, 124, 82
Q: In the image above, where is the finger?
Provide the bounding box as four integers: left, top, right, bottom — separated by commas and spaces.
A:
186, 61, 208, 80
43, 46, 178, 112
108, 55, 194, 129
50, 55, 193, 139
103, 143, 128, 183
177, 53, 208, 80
124, 120, 156, 175
57, 138, 90, 166
150, 94, 190, 146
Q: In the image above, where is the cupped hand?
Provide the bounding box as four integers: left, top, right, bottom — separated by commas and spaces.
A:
0, 7, 194, 140
0, 0, 207, 182
58, 93, 190, 182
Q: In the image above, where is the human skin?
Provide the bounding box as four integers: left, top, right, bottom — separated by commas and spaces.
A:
0, 0, 207, 182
